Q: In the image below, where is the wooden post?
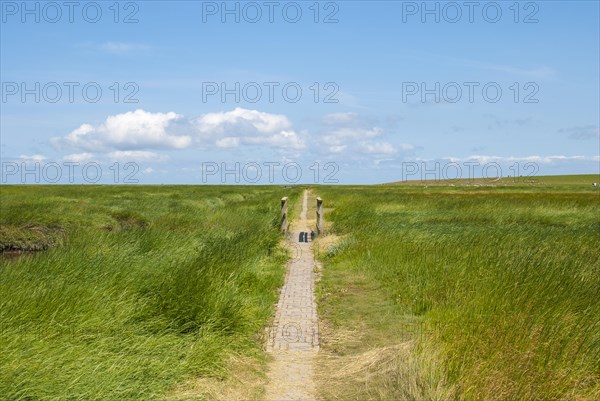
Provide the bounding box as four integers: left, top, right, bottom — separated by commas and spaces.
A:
316, 197, 323, 233
281, 197, 288, 233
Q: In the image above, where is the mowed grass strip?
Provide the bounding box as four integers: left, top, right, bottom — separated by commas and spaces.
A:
315, 182, 599, 400
0, 185, 300, 400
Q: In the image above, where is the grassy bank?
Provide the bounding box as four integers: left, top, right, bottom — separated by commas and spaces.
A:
315, 179, 599, 400
0, 185, 299, 400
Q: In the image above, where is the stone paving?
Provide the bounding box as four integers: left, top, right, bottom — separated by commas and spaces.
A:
265, 190, 320, 401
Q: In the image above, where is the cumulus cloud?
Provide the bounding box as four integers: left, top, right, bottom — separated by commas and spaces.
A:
53, 108, 305, 156
321, 124, 384, 154
318, 113, 413, 157
315, 112, 414, 160
196, 108, 291, 134
215, 137, 241, 148
194, 108, 305, 150
53, 108, 416, 162
328, 145, 347, 154
53, 109, 192, 152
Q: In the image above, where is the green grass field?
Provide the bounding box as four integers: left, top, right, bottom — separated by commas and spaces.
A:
0, 185, 300, 400
387, 173, 600, 188
315, 176, 599, 400
1, 177, 598, 400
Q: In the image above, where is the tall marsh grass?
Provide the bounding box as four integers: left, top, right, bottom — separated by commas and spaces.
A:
316, 185, 599, 400
0, 185, 300, 400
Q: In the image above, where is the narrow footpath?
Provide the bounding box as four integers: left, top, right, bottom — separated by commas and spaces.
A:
265, 190, 320, 401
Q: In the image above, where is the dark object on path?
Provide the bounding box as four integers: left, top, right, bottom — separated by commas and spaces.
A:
298, 232, 310, 242
310, 231, 315, 240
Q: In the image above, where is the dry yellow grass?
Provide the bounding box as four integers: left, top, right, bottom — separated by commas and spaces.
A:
165, 354, 267, 401
316, 341, 455, 401
314, 233, 344, 254
314, 232, 456, 400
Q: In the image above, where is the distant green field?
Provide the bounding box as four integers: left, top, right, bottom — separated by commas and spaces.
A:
315, 183, 599, 400
0, 185, 300, 400
386, 173, 600, 188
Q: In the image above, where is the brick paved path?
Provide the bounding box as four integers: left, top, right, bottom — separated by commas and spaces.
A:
265, 190, 319, 401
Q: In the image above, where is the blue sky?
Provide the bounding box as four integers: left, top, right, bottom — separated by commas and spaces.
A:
1, 0, 599, 184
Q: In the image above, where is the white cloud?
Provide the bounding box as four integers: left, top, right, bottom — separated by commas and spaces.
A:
195, 107, 305, 150
63, 153, 94, 162
107, 150, 167, 161
362, 142, 397, 155
322, 127, 383, 151
321, 112, 358, 125
196, 108, 291, 134
317, 113, 415, 158
374, 158, 395, 166
53, 108, 417, 163
328, 145, 347, 153
332, 127, 382, 139
53, 108, 307, 162
315, 111, 419, 159
444, 155, 600, 164
53, 109, 192, 152
215, 137, 241, 148
19, 154, 47, 161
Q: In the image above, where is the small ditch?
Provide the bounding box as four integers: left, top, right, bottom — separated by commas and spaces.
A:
0, 250, 38, 264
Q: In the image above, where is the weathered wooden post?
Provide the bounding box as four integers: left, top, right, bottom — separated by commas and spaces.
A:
281, 197, 289, 233
316, 197, 323, 234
